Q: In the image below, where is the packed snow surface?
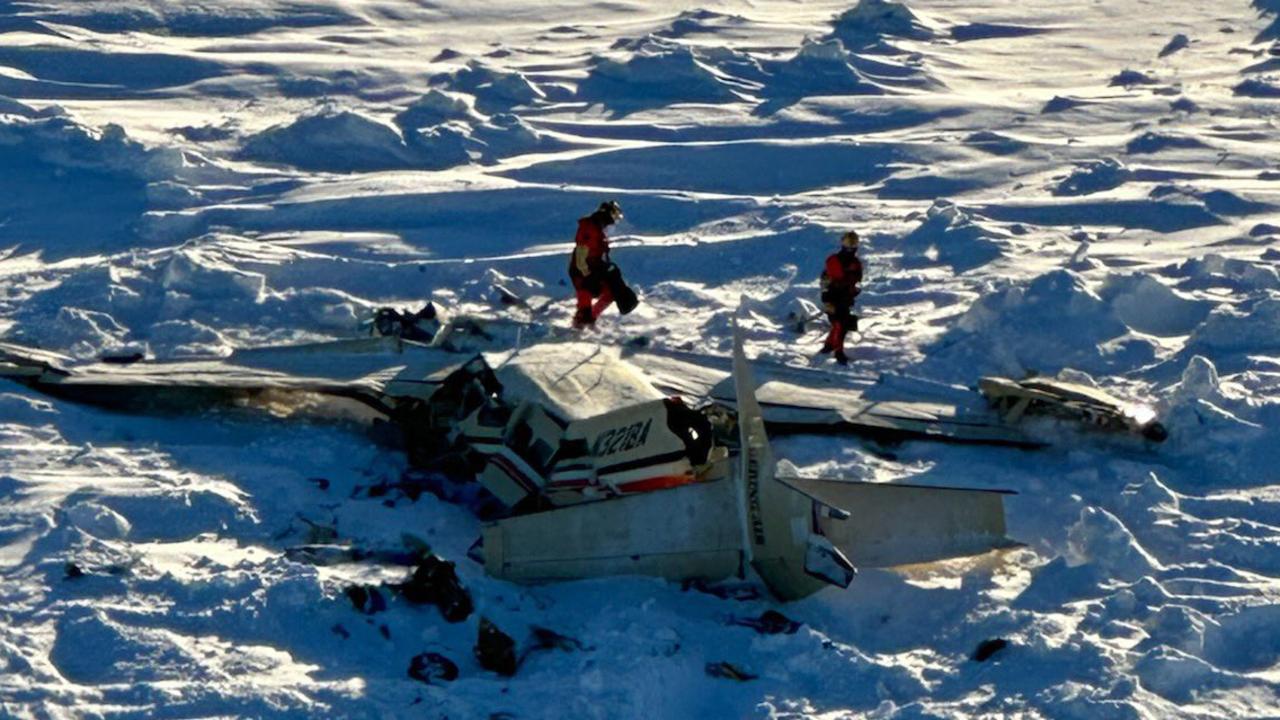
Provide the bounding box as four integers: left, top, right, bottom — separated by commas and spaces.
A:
2, 0, 1280, 718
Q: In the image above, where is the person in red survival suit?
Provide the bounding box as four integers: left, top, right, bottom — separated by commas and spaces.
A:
819, 230, 864, 365
569, 200, 624, 328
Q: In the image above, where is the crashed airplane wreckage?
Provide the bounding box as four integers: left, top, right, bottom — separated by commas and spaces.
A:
475, 328, 1017, 599
0, 315, 1159, 598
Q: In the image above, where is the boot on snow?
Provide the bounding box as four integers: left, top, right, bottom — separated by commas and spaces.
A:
572, 307, 595, 329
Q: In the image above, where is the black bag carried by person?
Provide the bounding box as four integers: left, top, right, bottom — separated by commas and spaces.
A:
602, 263, 639, 315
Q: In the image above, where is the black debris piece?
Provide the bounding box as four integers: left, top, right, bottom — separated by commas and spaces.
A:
408, 652, 459, 684
681, 579, 762, 601
705, 661, 757, 681
729, 609, 802, 635
399, 555, 474, 623
529, 626, 590, 652
972, 638, 1010, 662
475, 617, 519, 676
345, 585, 388, 615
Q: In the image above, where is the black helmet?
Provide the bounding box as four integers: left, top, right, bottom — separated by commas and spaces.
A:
596, 200, 623, 223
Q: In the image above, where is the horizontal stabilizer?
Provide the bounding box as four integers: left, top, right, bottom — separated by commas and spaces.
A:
788, 477, 1015, 568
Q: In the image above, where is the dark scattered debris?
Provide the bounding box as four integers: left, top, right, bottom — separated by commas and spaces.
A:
371, 304, 438, 343
529, 626, 590, 652
398, 555, 474, 623
1041, 95, 1091, 114
972, 637, 1010, 662
729, 610, 802, 635
682, 579, 763, 601
100, 352, 144, 365
345, 585, 388, 615
1109, 69, 1157, 87
331, 623, 350, 640
951, 23, 1048, 42
1159, 34, 1189, 58
169, 123, 236, 142
705, 661, 757, 681
475, 617, 519, 676
1234, 78, 1280, 98
409, 651, 460, 684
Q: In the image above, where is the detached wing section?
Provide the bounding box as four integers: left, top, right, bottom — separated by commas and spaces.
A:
0, 337, 473, 413
628, 349, 1036, 447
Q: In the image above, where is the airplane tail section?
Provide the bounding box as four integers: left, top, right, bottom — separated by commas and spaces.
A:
732, 325, 854, 600
730, 322, 1016, 599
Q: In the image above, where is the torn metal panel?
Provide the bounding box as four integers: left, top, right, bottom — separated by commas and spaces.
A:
979, 375, 1167, 442
483, 342, 664, 422
482, 477, 744, 584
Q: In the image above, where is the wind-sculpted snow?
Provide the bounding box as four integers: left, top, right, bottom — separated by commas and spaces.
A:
922, 269, 1156, 380
240, 110, 431, 172
578, 30, 939, 114
577, 37, 756, 111
829, 0, 935, 53
430, 60, 545, 114
15, 1, 362, 37
895, 200, 1006, 272
1054, 158, 1132, 196
505, 140, 902, 195
762, 39, 886, 101
240, 105, 570, 171
977, 196, 1226, 232
4, 0, 1280, 718
0, 106, 213, 258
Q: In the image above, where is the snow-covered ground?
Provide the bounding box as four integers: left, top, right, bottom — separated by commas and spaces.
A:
2, 0, 1280, 717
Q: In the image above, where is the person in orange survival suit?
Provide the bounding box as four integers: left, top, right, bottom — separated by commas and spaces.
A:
568, 200, 637, 327
819, 230, 864, 365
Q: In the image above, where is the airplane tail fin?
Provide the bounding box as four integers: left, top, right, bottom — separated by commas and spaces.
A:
732, 324, 855, 599
730, 321, 1016, 600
